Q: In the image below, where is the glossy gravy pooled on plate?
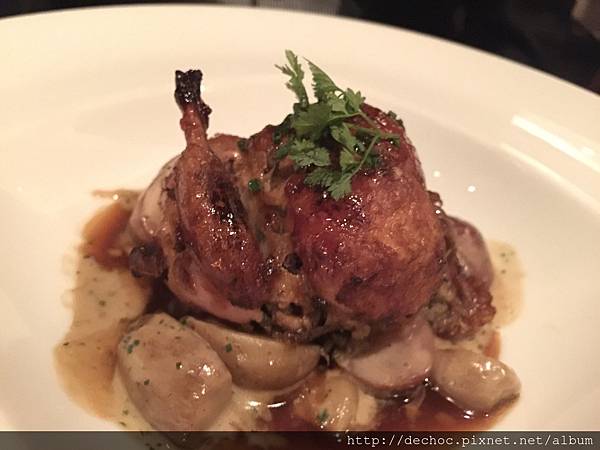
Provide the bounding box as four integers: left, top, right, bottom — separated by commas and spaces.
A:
55, 193, 523, 431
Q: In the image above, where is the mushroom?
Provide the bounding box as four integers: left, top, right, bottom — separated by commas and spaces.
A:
117, 313, 232, 431
128, 157, 177, 243
431, 348, 521, 412
293, 373, 359, 431
334, 316, 434, 397
184, 317, 320, 390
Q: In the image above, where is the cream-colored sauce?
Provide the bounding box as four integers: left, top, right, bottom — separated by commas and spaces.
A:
488, 240, 524, 326
56, 196, 523, 431
53, 257, 151, 430
212, 386, 290, 431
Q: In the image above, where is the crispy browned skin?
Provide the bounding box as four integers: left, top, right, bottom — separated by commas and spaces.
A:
171, 70, 267, 309
129, 70, 492, 339
284, 104, 445, 322
425, 197, 496, 339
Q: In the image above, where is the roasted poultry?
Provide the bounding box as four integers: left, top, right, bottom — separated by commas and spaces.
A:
129, 63, 494, 343
110, 54, 522, 431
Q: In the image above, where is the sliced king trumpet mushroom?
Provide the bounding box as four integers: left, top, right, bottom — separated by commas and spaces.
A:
431, 348, 521, 413
183, 317, 321, 390
293, 373, 359, 431
334, 316, 435, 397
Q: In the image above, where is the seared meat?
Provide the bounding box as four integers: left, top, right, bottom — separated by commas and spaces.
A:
129, 69, 492, 341
425, 195, 496, 339
286, 105, 445, 322
172, 90, 268, 309
130, 71, 265, 324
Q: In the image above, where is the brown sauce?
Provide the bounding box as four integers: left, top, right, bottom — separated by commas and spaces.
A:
267, 382, 511, 432
54, 192, 152, 429
375, 390, 511, 432
56, 196, 522, 432
80, 191, 138, 269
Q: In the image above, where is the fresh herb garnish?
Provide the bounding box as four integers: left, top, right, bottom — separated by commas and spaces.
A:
316, 408, 329, 425
248, 178, 262, 193
143, 379, 150, 386
175, 361, 183, 370
225, 343, 233, 353
275, 50, 401, 199
126, 339, 140, 354
275, 51, 308, 109
237, 138, 248, 152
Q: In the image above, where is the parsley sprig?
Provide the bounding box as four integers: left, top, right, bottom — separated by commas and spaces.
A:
275, 50, 401, 199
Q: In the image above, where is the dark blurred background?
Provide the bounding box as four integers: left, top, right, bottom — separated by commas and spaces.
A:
2, 0, 599, 93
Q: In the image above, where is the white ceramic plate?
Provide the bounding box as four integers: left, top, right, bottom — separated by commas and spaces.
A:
1, 5, 599, 431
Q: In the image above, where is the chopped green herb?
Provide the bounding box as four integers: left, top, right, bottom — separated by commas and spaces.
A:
179, 317, 188, 325
316, 408, 329, 425
237, 138, 248, 152
248, 178, 262, 193
176, 362, 183, 370
126, 339, 141, 354
276, 50, 401, 200
387, 110, 398, 119
225, 343, 233, 353
275, 50, 308, 108
143, 379, 150, 386
277, 139, 331, 169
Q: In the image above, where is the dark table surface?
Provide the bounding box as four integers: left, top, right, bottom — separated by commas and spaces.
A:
2, 0, 599, 93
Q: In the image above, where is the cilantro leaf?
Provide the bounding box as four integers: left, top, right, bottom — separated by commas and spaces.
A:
292, 103, 332, 139
276, 50, 308, 107
275, 51, 402, 201
330, 124, 356, 150
328, 96, 347, 114
307, 60, 339, 102
363, 152, 380, 169
288, 140, 331, 168
339, 149, 358, 172
328, 173, 353, 200
305, 167, 336, 188
344, 88, 364, 113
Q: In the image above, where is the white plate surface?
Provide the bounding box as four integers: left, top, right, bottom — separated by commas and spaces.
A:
1, 5, 599, 431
